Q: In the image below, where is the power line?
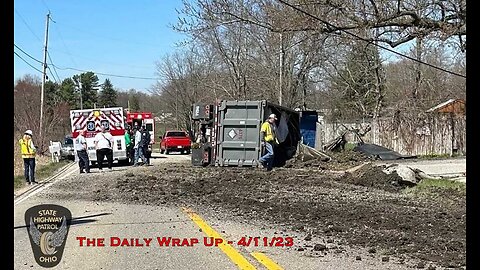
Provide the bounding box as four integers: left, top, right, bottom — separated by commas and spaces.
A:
15, 43, 159, 81
14, 51, 43, 73
50, 49, 154, 70
51, 19, 79, 68
14, 43, 42, 64
41, 0, 51, 13
51, 13, 155, 70
14, 8, 43, 43
47, 66, 58, 84
55, 21, 163, 48
52, 65, 159, 80
276, 0, 466, 79
47, 51, 62, 82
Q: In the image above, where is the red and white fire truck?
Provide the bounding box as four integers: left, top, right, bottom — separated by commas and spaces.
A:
125, 112, 155, 154
70, 107, 129, 165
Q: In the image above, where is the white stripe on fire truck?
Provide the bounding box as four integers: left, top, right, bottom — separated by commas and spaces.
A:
72, 115, 84, 127
110, 113, 124, 129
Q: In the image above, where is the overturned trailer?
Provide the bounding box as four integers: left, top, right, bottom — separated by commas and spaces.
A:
209, 100, 301, 167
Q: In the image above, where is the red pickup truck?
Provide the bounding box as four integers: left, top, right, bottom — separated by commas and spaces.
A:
160, 130, 192, 154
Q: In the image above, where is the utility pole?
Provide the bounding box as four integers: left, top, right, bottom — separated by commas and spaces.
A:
79, 80, 83, 109
39, 12, 50, 147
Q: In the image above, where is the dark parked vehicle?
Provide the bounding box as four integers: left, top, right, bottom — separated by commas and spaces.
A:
61, 136, 75, 160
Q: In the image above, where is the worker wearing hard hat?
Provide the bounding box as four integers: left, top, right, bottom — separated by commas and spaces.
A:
258, 114, 279, 171
19, 129, 38, 185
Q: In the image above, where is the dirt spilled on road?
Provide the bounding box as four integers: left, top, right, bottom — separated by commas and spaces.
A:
111, 163, 465, 268
51, 159, 465, 268
285, 149, 371, 171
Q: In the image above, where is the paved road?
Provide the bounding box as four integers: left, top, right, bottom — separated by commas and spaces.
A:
14, 153, 414, 270
377, 157, 466, 182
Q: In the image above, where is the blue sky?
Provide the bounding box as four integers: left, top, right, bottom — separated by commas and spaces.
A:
14, 0, 187, 92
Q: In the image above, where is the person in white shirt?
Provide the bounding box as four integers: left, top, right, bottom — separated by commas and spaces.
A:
94, 126, 114, 171
75, 130, 90, 173
133, 126, 145, 166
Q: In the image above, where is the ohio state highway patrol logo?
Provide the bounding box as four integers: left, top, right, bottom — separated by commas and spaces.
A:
25, 204, 72, 267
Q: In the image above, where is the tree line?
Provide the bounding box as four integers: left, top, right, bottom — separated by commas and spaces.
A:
13, 72, 157, 153
15, 0, 467, 153
152, 0, 466, 135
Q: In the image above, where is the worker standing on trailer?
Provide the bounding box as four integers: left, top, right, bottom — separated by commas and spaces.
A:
258, 114, 279, 171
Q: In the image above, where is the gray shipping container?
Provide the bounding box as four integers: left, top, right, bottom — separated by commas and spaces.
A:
215, 100, 301, 167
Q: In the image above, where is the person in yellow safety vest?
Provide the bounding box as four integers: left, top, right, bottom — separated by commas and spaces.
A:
258, 114, 279, 171
19, 130, 38, 185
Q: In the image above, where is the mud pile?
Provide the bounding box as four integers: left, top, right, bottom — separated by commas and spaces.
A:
112, 164, 466, 268
51, 161, 466, 268
285, 149, 370, 171
339, 163, 406, 192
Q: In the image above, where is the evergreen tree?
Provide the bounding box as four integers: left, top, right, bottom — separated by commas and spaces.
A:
44, 81, 60, 107
129, 95, 140, 111
98, 79, 117, 107
72, 72, 99, 109
59, 78, 77, 107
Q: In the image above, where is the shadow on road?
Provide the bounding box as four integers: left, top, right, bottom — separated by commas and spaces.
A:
14, 212, 113, 229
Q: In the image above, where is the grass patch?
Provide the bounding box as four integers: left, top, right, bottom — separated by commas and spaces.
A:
404, 178, 466, 197
36, 160, 70, 179
344, 143, 357, 151
14, 160, 70, 190
14, 175, 25, 190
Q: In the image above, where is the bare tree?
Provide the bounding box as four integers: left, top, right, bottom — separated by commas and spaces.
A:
14, 75, 71, 154
152, 48, 219, 131
174, 0, 339, 108
14, 75, 42, 136
162, 0, 465, 124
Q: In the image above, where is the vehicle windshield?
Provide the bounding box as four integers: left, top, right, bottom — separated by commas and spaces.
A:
166, 131, 187, 137
64, 138, 73, 145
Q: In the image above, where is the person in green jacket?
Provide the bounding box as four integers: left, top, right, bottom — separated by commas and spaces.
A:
125, 125, 133, 163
